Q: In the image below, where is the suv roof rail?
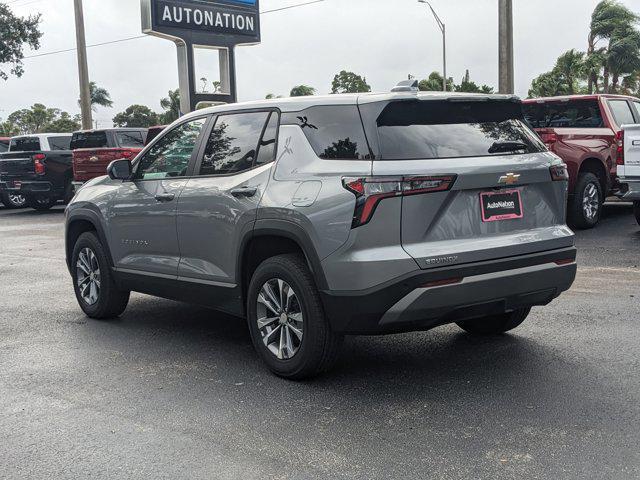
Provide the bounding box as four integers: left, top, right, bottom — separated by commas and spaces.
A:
391, 80, 419, 93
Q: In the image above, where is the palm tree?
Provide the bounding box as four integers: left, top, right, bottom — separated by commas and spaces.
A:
88, 82, 113, 111
160, 89, 180, 124
554, 49, 586, 94
290, 85, 316, 97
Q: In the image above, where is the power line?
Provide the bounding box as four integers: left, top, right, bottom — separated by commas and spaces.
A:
22, 0, 327, 60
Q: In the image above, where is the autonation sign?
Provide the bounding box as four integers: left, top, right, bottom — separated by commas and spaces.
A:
142, 0, 261, 44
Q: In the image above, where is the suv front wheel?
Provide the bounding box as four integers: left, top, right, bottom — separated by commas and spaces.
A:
246, 254, 343, 380
72, 232, 130, 319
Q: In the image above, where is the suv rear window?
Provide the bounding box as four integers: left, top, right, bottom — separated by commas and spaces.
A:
283, 106, 370, 160
523, 100, 604, 128
70, 131, 109, 150
375, 100, 544, 160
48, 136, 71, 151
116, 131, 145, 148
10, 137, 41, 152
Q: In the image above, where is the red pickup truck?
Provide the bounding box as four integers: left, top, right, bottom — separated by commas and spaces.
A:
523, 94, 640, 228
71, 128, 147, 189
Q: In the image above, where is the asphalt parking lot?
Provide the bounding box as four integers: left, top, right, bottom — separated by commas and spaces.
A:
0, 203, 638, 480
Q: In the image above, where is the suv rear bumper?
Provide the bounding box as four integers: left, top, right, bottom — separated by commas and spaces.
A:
320, 247, 577, 334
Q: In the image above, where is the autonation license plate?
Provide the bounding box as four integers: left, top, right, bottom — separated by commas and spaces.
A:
480, 189, 523, 222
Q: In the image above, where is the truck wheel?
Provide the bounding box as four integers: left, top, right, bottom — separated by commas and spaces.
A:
26, 195, 57, 211
568, 173, 603, 229
456, 308, 531, 335
1, 192, 27, 209
634, 201, 640, 227
246, 254, 343, 380
71, 231, 130, 319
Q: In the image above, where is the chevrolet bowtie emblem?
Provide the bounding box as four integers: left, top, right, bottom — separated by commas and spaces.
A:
499, 173, 521, 185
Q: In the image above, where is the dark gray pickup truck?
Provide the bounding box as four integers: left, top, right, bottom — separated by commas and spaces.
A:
0, 134, 73, 210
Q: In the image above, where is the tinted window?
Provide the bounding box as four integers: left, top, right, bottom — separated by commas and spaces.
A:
609, 100, 636, 126
70, 131, 109, 150
523, 100, 604, 128
10, 137, 41, 152
198, 111, 270, 176
0, 141, 9, 153
284, 106, 370, 160
255, 112, 279, 166
116, 131, 145, 148
48, 136, 71, 151
376, 100, 544, 160
136, 118, 206, 180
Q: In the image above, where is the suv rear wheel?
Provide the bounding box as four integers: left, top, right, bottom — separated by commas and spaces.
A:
246, 254, 343, 380
456, 308, 531, 335
72, 232, 130, 319
634, 201, 640, 226
569, 172, 602, 229
1, 192, 26, 209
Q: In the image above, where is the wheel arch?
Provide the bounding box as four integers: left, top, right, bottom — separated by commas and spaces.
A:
238, 220, 328, 311
66, 209, 114, 274
578, 157, 608, 194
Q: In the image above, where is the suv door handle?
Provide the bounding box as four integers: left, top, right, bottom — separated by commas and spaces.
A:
155, 193, 175, 202
230, 187, 258, 198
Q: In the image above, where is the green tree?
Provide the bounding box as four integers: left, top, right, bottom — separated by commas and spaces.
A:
290, 85, 316, 97
0, 120, 19, 137
160, 89, 181, 124
0, 4, 42, 80
42, 112, 81, 133
331, 70, 371, 94
418, 71, 454, 91
529, 70, 571, 98
113, 105, 159, 128
88, 82, 113, 110
453, 70, 494, 94
587, 0, 640, 93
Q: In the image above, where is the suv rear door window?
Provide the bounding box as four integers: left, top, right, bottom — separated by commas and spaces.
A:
116, 131, 145, 148
523, 100, 604, 128
70, 131, 109, 150
608, 100, 635, 126
376, 100, 544, 160
10, 137, 41, 152
284, 106, 370, 160
48, 136, 71, 150
198, 111, 270, 176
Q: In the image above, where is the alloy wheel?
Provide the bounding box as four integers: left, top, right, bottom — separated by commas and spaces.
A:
582, 183, 600, 221
256, 278, 304, 360
8, 193, 26, 208
76, 247, 101, 305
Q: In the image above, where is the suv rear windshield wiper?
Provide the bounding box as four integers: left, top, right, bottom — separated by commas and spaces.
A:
488, 141, 529, 154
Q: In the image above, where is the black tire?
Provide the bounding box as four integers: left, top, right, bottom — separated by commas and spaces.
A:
71, 231, 130, 319
456, 308, 531, 335
634, 201, 640, 227
568, 172, 603, 229
246, 254, 343, 380
0, 192, 27, 209
26, 194, 57, 211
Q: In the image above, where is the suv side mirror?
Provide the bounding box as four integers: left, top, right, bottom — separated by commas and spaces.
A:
107, 159, 132, 180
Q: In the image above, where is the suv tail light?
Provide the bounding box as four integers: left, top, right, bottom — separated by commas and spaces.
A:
616, 130, 624, 165
550, 164, 569, 181
342, 175, 456, 228
33, 153, 46, 175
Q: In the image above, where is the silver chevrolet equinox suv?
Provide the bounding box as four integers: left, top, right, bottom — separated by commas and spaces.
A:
65, 91, 577, 379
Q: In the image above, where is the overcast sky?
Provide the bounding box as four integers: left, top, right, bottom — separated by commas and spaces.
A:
1, 0, 639, 127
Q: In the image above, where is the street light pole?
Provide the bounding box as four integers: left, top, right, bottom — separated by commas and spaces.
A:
74, 0, 93, 130
498, 0, 514, 94
418, 0, 447, 91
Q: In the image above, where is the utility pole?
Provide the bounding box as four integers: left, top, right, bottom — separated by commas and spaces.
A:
74, 0, 93, 129
498, 0, 514, 94
418, 0, 447, 91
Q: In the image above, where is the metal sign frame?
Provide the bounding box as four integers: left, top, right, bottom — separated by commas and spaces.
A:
141, 0, 261, 113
